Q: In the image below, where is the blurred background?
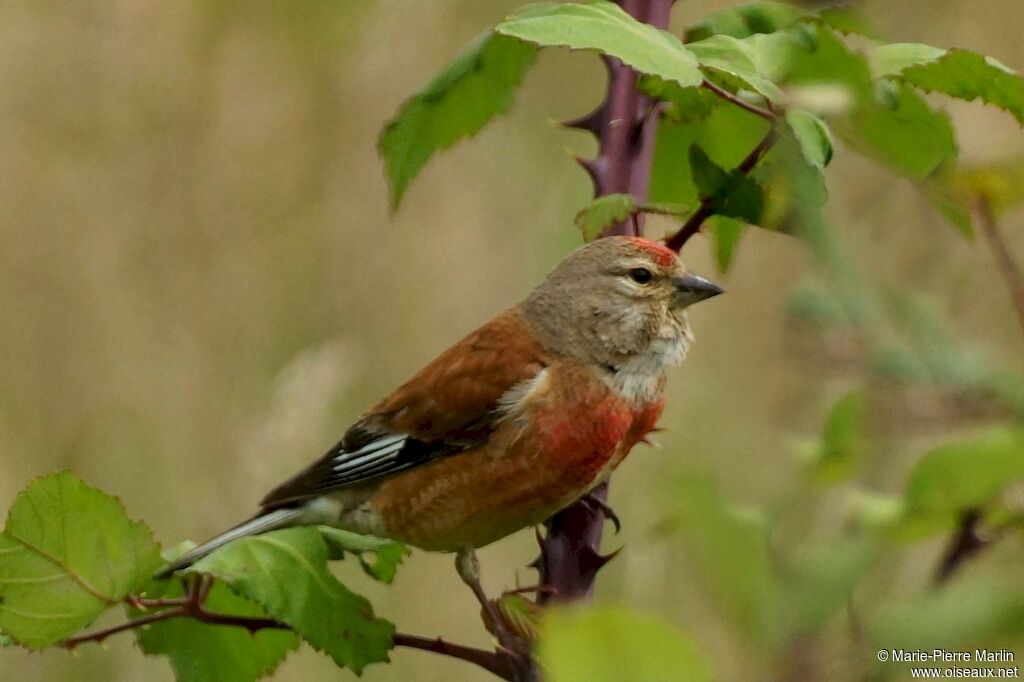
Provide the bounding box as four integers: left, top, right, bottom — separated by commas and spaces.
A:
1, 1, 1022, 680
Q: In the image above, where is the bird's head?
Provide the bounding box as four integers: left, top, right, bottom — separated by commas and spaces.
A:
522, 236, 722, 370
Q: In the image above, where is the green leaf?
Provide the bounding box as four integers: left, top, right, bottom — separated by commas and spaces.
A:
495, 2, 703, 88
134, 579, 298, 682
903, 428, 1024, 529
0, 630, 12, 647
773, 539, 877, 638
751, 123, 829, 232
872, 581, 1024, 651
539, 605, 710, 682
817, 6, 878, 38
872, 46, 1024, 124
785, 25, 873, 98
685, 2, 807, 42
0, 471, 161, 648
189, 527, 394, 674
379, 33, 536, 208
842, 82, 957, 179
496, 592, 541, 643
687, 34, 784, 101
573, 194, 637, 242
318, 527, 408, 584
807, 389, 865, 484
670, 475, 774, 635
869, 43, 947, 79
689, 145, 765, 224
785, 109, 833, 170
708, 216, 745, 272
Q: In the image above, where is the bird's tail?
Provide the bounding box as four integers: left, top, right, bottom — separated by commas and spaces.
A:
155, 507, 305, 579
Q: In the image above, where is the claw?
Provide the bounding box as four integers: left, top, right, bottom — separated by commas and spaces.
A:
578, 491, 622, 533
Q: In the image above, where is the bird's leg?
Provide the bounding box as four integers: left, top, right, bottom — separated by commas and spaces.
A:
578, 490, 621, 533
455, 547, 528, 659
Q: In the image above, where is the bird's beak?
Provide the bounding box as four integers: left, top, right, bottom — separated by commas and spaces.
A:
672, 273, 723, 307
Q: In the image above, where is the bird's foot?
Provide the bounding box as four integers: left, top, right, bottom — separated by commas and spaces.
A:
578, 491, 621, 533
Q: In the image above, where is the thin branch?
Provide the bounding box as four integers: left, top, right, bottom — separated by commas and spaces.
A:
934, 509, 989, 585
935, 198, 1024, 585
976, 195, 1024, 342
63, 608, 197, 649
66, 579, 511, 680
394, 633, 513, 680
664, 129, 777, 252
701, 79, 778, 121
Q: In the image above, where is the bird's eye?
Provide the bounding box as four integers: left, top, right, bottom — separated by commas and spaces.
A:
628, 268, 653, 284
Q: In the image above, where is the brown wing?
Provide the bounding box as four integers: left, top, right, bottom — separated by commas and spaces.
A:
260, 308, 549, 508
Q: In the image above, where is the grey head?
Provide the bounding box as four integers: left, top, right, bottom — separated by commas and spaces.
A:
521, 236, 722, 369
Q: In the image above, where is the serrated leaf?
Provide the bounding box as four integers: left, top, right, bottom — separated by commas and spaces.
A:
134, 579, 298, 682
871, 46, 1024, 124
0, 471, 161, 648
496, 2, 702, 88
843, 82, 957, 179
817, 6, 878, 38
903, 428, 1024, 532
189, 527, 394, 674
869, 43, 947, 79
379, 33, 536, 208
687, 34, 784, 101
539, 605, 710, 682
685, 2, 807, 43
785, 109, 833, 170
574, 194, 636, 242
318, 527, 408, 584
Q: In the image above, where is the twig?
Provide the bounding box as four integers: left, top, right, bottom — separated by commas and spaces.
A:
664, 129, 777, 252
934, 197, 1024, 585
934, 509, 989, 585
394, 633, 513, 680
64, 577, 511, 680
701, 79, 777, 121
976, 195, 1024, 341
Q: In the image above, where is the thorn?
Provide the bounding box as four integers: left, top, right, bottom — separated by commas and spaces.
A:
561, 103, 607, 136
596, 547, 622, 570
574, 156, 606, 195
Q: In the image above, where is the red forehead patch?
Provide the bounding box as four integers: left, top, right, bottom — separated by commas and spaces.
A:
627, 238, 675, 267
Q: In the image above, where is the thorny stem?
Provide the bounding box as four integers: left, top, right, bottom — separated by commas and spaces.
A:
63, 576, 512, 680
538, 0, 674, 613
664, 128, 777, 252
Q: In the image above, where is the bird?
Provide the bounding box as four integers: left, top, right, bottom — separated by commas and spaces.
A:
157, 236, 721, 640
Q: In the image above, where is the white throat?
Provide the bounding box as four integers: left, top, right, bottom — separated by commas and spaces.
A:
607, 315, 693, 403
